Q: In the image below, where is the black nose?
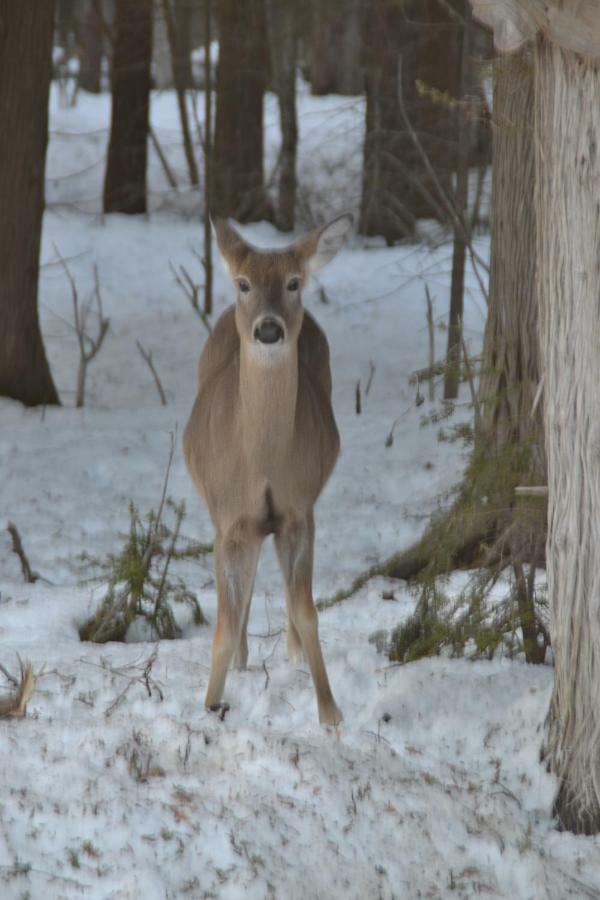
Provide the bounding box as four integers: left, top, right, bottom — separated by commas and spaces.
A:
254, 317, 284, 344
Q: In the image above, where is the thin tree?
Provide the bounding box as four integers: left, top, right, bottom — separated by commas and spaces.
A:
103, 0, 153, 214
79, 0, 103, 93
443, 2, 472, 400
266, 0, 298, 232
212, 0, 271, 222
202, 0, 213, 316
471, 0, 600, 833
0, 1, 60, 406
161, 0, 199, 187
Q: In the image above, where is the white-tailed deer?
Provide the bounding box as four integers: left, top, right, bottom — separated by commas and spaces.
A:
183, 215, 352, 725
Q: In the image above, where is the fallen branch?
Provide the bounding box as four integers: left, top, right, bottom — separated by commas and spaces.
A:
6, 522, 38, 583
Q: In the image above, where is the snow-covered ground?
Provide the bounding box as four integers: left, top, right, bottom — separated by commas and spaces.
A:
1, 84, 598, 899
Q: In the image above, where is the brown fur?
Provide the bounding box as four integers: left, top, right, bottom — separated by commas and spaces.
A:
184, 216, 351, 725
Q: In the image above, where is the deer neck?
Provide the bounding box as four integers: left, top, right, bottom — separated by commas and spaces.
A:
239, 342, 298, 465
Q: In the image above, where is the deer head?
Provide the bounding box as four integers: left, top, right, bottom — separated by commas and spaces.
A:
213, 215, 353, 357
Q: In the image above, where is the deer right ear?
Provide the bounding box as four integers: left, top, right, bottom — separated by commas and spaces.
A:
212, 218, 250, 277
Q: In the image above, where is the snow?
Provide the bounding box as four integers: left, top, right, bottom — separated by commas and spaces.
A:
1, 84, 599, 899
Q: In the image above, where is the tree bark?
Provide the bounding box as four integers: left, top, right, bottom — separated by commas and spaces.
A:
0, 1, 60, 406
536, 36, 600, 835
103, 0, 153, 215
266, 0, 298, 231
212, 0, 270, 222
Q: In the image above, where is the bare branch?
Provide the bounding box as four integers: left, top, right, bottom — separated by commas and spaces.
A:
6, 522, 38, 583
169, 260, 212, 334
54, 247, 110, 407
425, 286, 435, 402
136, 341, 168, 406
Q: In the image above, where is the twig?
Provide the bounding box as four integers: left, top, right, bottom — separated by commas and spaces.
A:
396, 59, 489, 304
169, 260, 212, 333
425, 286, 435, 402
515, 486, 548, 497
365, 361, 376, 396
6, 522, 38, 583
149, 124, 178, 190
355, 381, 361, 415
262, 659, 270, 691
54, 246, 109, 408
136, 341, 168, 406
460, 325, 482, 438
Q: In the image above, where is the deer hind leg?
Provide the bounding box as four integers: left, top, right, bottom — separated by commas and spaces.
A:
204, 528, 260, 712
275, 514, 342, 726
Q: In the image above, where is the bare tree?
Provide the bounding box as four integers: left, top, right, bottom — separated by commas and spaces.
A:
0, 1, 60, 406
212, 0, 271, 222
266, 0, 298, 231
103, 0, 153, 214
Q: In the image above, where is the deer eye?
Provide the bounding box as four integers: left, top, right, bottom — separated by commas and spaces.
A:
286, 277, 301, 292
237, 278, 251, 294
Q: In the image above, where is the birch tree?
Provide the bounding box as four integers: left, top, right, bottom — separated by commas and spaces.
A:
470, 0, 600, 834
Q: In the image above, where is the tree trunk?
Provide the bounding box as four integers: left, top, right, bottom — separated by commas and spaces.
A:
360, 0, 464, 243
266, 0, 298, 232
172, 0, 195, 89
162, 0, 199, 187
309, 0, 364, 97
443, 3, 473, 401
79, 0, 103, 93
537, 37, 600, 835
103, 0, 153, 215
478, 50, 542, 468
0, 1, 60, 406
212, 0, 270, 222
202, 0, 213, 316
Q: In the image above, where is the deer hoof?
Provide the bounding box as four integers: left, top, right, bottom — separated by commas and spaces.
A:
319, 702, 343, 727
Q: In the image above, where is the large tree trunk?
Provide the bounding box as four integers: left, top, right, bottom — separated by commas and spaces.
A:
103, 0, 153, 214
212, 0, 270, 222
0, 2, 60, 406
266, 0, 298, 232
536, 37, 600, 835
79, 0, 103, 93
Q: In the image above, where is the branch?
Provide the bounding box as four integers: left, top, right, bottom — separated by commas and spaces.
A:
169, 260, 212, 333
136, 341, 168, 406
6, 522, 38, 583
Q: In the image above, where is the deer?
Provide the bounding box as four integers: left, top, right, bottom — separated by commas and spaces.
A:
183, 214, 352, 726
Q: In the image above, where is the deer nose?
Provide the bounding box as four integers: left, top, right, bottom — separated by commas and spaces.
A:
254, 317, 284, 344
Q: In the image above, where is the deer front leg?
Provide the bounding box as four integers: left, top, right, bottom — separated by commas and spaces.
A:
275, 515, 342, 726
204, 529, 260, 712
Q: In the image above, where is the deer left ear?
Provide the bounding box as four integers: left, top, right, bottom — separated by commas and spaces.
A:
212, 217, 250, 277
295, 214, 353, 275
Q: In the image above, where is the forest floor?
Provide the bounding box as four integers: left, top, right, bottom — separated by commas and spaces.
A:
1, 84, 599, 900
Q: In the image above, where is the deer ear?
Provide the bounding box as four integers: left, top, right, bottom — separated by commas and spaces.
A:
295, 214, 353, 275
212, 217, 250, 276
